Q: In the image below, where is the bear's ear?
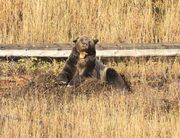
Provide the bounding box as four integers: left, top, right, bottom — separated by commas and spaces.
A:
73, 37, 79, 43
93, 39, 99, 45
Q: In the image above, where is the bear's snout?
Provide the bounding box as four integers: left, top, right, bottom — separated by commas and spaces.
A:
79, 42, 89, 51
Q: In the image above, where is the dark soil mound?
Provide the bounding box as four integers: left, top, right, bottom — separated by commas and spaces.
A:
16, 72, 127, 101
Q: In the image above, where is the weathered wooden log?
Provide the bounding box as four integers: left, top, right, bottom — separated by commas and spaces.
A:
0, 43, 180, 57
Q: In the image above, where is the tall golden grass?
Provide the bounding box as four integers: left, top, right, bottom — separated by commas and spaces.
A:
0, 58, 180, 137
0, 0, 180, 44
0, 92, 179, 138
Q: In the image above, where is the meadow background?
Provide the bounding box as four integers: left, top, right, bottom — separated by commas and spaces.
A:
0, 0, 180, 44
0, 0, 180, 138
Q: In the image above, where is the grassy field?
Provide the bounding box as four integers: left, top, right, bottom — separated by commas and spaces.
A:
0, 0, 180, 44
0, 58, 179, 138
0, 0, 180, 137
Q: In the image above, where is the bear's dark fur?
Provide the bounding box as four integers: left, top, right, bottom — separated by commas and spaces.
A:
57, 36, 131, 91
106, 68, 131, 91
56, 46, 79, 85
56, 36, 99, 86
94, 60, 131, 91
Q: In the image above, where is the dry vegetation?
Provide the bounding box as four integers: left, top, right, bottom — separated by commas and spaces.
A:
1, 0, 180, 44
0, 58, 179, 138
0, 0, 180, 137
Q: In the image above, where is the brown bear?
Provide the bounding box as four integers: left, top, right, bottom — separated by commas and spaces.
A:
56, 36, 99, 86
57, 36, 131, 91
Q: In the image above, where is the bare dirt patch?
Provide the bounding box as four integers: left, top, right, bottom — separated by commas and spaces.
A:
18, 72, 120, 100
0, 75, 32, 93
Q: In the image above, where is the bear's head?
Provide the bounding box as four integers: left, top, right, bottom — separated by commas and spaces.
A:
73, 36, 99, 58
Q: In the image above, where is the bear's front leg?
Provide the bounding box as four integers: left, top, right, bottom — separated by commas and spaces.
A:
56, 71, 70, 85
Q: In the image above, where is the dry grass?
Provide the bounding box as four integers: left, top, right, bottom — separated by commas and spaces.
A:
1, 0, 180, 44
0, 58, 180, 138
1, 1, 180, 137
